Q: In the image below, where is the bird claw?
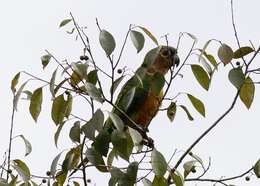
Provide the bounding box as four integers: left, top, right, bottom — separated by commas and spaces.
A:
141, 135, 154, 148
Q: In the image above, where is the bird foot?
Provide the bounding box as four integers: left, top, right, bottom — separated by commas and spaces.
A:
141, 136, 154, 148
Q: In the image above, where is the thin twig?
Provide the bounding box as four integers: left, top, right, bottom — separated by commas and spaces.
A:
94, 19, 116, 102
7, 97, 16, 181
70, 114, 87, 122
197, 157, 211, 179
114, 24, 132, 69
185, 167, 253, 185
80, 136, 88, 186
70, 13, 88, 48
246, 46, 260, 69
230, 0, 246, 65
70, 14, 106, 99
167, 91, 240, 184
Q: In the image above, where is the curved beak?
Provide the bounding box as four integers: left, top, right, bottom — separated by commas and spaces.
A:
171, 54, 180, 68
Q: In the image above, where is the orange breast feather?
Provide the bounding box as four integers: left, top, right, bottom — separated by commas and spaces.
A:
136, 91, 163, 128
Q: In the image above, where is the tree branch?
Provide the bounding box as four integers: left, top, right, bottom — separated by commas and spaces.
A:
167, 91, 240, 184
185, 167, 253, 185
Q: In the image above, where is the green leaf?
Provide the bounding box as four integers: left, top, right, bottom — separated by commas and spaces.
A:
17, 135, 32, 156
110, 76, 125, 94
81, 109, 104, 140
128, 128, 143, 151
233, 46, 254, 59
239, 76, 255, 109
138, 26, 158, 46
199, 39, 212, 61
41, 55, 51, 69
87, 70, 98, 85
92, 109, 104, 132
59, 19, 72, 28
17, 182, 32, 186
107, 149, 116, 168
191, 64, 210, 90
50, 152, 63, 176
53, 181, 59, 185
55, 170, 67, 185
167, 102, 177, 122
14, 81, 27, 110
62, 147, 80, 173
54, 79, 67, 95
93, 129, 110, 156
109, 177, 117, 186
111, 130, 129, 161
0, 178, 8, 186
69, 121, 81, 143
204, 53, 218, 69
228, 68, 245, 90
11, 159, 30, 182
9, 175, 18, 186
126, 162, 138, 182
142, 178, 152, 186
99, 29, 116, 55
71, 62, 88, 80
171, 170, 184, 186
187, 94, 205, 117
117, 176, 133, 186
218, 43, 233, 65
54, 122, 65, 147
84, 82, 104, 103
81, 121, 95, 140
183, 160, 196, 178
70, 72, 81, 87
152, 176, 168, 186
51, 94, 66, 125
108, 112, 124, 131
110, 167, 129, 186
22, 90, 32, 100
197, 54, 212, 76
179, 105, 194, 121
29, 87, 43, 122
151, 148, 167, 177
185, 32, 197, 43
189, 152, 204, 167
30, 180, 39, 186
86, 148, 108, 172
110, 167, 125, 179
11, 72, 20, 94
130, 30, 145, 53
254, 159, 260, 178
126, 132, 134, 160
73, 181, 80, 186
50, 68, 57, 98
65, 92, 73, 118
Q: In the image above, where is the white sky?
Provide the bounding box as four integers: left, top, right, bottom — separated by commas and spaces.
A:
0, 0, 260, 185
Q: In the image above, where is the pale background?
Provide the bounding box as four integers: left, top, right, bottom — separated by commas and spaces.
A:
0, 0, 260, 185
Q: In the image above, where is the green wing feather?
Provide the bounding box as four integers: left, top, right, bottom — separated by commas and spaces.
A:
105, 67, 148, 129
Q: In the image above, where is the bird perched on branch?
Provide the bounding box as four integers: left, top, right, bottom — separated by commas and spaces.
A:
94, 46, 179, 156
109, 45, 179, 130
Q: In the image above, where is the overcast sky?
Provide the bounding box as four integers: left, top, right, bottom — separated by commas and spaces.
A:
1, 0, 260, 185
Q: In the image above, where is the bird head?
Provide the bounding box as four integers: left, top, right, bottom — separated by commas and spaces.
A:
142, 46, 180, 75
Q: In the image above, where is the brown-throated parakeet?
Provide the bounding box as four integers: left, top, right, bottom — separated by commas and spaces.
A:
93, 46, 179, 157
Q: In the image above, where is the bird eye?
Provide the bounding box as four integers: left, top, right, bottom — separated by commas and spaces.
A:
161, 49, 169, 57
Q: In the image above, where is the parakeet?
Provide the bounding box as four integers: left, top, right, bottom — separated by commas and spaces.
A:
93, 46, 179, 156
108, 45, 179, 130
